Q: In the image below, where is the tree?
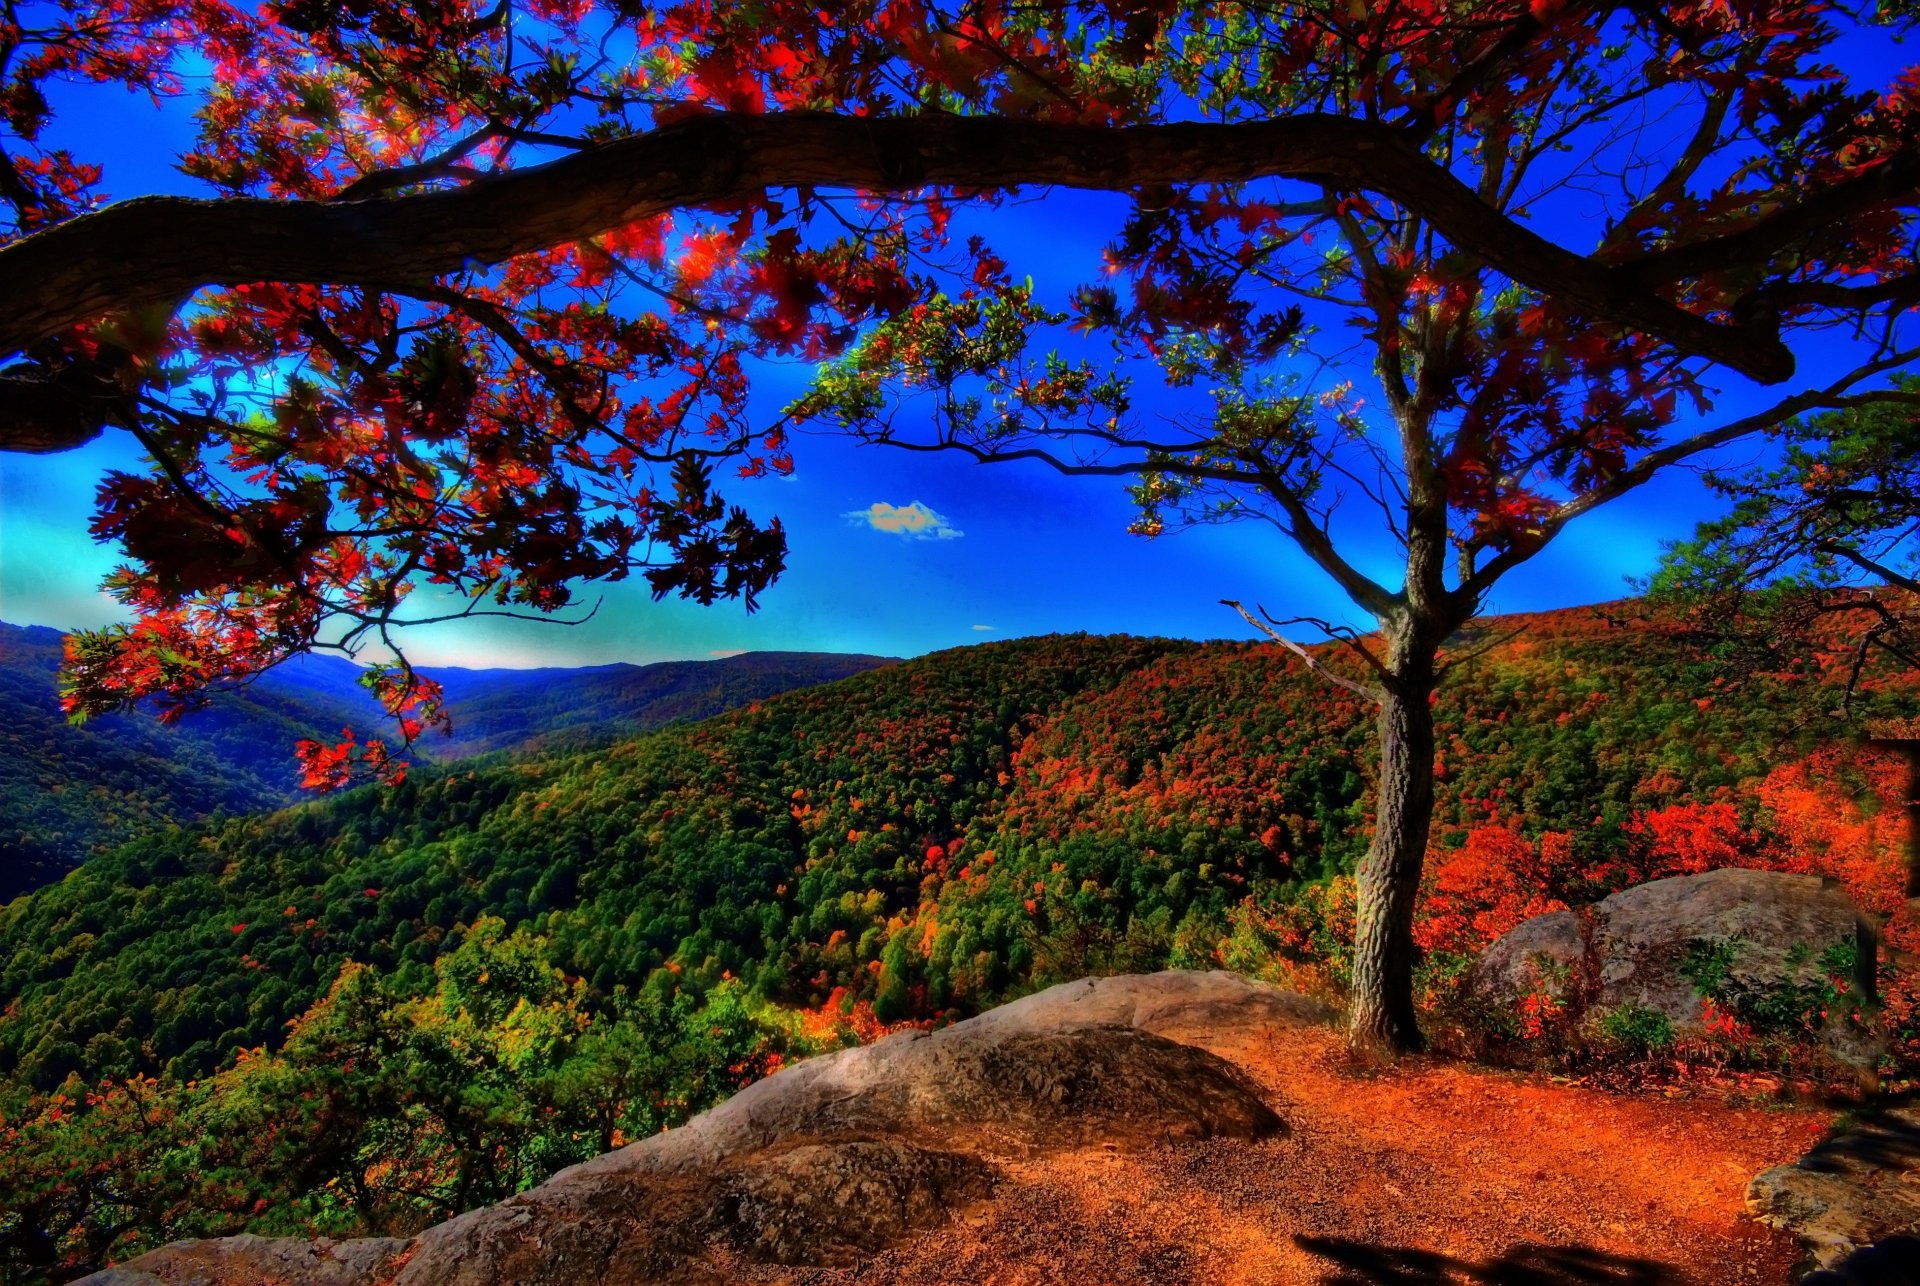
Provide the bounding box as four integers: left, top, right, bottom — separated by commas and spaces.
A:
1649, 379, 1920, 704
5, 0, 1920, 1053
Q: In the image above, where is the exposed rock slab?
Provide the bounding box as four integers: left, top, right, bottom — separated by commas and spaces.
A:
76, 1234, 410, 1286
1749, 1100, 1920, 1278
82, 971, 1313, 1286
396, 1022, 1282, 1284
380, 1138, 998, 1286
1473, 868, 1878, 1064
965, 968, 1335, 1052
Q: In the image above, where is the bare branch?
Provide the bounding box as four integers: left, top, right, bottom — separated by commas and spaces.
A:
1222, 598, 1388, 702
1257, 604, 1392, 678
1814, 541, 1920, 597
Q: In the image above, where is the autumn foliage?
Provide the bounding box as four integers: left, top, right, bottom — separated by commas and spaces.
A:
3, 607, 1920, 1277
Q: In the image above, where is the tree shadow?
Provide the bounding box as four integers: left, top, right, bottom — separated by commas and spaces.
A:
1801, 1234, 1920, 1286
1796, 1098, 1920, 1176
1296, 1235, 1682, 1285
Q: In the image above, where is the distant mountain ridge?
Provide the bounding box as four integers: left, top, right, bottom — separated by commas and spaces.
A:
425, 652, 897, 759
0, 621, 895, 901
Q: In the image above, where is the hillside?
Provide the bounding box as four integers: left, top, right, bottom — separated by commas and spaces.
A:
423, 651, 896, 759
6, 603, 1920, 1279
3, 605, 1914, 1092
0, 622, 892, 900
0, 625, 385, 902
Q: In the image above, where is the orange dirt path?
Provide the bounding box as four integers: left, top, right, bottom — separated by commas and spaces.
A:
778, 1024, 1825, 1286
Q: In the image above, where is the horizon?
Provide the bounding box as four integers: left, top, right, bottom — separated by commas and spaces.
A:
0, 594, 1648, 674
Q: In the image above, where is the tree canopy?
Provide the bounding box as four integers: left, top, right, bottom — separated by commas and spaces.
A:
1651, 381, 1920, 699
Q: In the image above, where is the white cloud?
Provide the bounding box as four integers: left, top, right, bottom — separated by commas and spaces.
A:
845, 500, 963, 541
708, 648, 749, 658
971, 624, 995, 632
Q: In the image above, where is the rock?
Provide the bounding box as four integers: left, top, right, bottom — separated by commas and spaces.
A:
1803, 1234, 1920, 1285
964, 969, 1336, 1052
1469, 909, 1586, 1004
722, 1139, 997, 1266
1473, 868, 1878, 1064
373, 1139, 997, 1286
1748, 1101, 1920, 1274
395, 1021, 1282, 1284
77, 1235, 411, 1286
554, 978, 1296, 1185
82, 971, 1307, 1286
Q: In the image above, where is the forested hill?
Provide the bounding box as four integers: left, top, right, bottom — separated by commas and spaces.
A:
3, 607, 1914, 1090
424, 651, 896, 758
0, 623, 893, 900
0, 624, 385, 902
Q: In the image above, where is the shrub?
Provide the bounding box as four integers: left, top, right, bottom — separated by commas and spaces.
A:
1594, 1004, 1675, 1055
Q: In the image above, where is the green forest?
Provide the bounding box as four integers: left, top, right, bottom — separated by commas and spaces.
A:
4, 607, 1917, 1279
0, 621, 889, 900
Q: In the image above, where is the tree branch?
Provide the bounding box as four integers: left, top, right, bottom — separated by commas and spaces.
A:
1814, 540, 1920, 597
1239, 452, 1401, 618
1459, 376, 1920, 604
0, 111, 1796, 387
1622, 150, 1920, 292
1222, 598, 1388, 703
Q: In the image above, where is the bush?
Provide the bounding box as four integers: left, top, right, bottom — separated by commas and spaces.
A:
1594, 1004, 1675, 1055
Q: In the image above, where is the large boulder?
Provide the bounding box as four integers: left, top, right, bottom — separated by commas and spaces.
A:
81, 1236, 411, 1286
1472, 868, 1877, 1063
82, 970, 1314, 1286
395, 1137, 999, 1286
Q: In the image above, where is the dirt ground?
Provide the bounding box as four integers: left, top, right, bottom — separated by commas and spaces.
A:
767, 1024, 1823, 1286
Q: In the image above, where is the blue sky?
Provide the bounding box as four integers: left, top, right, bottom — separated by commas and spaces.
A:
0, 51, 1900, 667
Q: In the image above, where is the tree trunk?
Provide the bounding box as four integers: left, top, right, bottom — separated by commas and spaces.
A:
1347, 652, 1437, 1057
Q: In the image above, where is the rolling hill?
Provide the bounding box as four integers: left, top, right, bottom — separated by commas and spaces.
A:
423, 651, 897, 759
3, 604, 1913, 1092
5, 603, 1919, 1282
0, 622, 893, 901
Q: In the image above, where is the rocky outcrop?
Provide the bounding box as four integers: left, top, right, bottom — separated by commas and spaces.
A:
1472, 868, 1879, 1064
1748, 1100, 1920, 1281
962, 966, 1333, 1051
78, 1237, 411, 1286
82, 971, 1319, 1286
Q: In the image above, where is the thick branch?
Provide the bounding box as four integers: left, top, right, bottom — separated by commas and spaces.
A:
0, 111, 1795, 382
1760, 273, 1920, 315
1815, 540, 1920, 597
1243, 457, 1400, 618
0, 371, 113, 451
1624, 151, 1920, 291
